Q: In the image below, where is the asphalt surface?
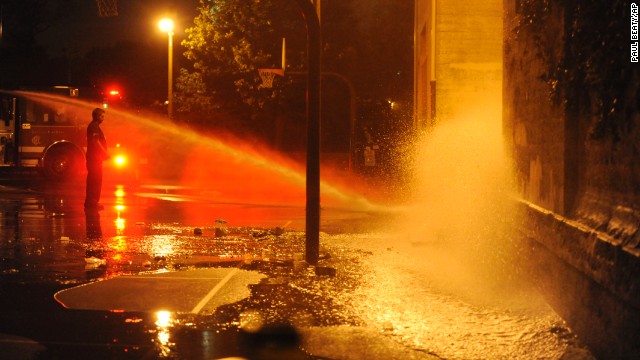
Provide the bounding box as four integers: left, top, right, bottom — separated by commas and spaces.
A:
0, 176, 424, 360
0, 175, 596, 360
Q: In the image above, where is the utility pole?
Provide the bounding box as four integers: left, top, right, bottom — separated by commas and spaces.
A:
294, 0, 321, 265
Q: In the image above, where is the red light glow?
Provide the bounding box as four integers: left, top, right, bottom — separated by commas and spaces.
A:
9, 91, 384, 228
114, 155, 127, 166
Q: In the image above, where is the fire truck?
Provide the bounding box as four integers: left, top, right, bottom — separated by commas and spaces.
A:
0, 86, 132, 182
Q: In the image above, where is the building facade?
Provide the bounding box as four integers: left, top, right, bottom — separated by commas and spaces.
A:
415, 1, 640, 357
414, 0, 503, 128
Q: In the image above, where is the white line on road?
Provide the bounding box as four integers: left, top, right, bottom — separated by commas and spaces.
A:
190, 268, 240, 314
123, 276, 225, 280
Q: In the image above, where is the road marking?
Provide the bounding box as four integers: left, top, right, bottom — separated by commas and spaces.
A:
124, 276, 225, 280
190, 268, 239, 314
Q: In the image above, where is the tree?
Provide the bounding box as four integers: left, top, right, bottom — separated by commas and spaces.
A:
176, 0, 304, 127
175, 0, 414, 154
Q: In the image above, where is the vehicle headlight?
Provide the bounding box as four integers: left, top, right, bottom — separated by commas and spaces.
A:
114, 155, 127, 167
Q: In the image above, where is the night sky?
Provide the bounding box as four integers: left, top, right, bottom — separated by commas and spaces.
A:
36, 0, 199, 57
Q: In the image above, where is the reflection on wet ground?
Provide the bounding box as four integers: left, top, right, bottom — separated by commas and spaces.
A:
318, 234, 584, 359
0, 179, 595, 359
0, 179, 381, 359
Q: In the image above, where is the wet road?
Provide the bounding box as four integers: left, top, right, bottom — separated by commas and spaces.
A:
0, 177, 596, 359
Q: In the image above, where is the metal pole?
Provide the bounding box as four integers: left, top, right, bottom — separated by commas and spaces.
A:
167, 31, 174, 118
295, 0, 321, 265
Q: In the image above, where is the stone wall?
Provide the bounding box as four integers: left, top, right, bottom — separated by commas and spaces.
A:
504, 1, 640, 358
504, 0, 640, 247
503, 0, 567, 214
517, 204, 640, 359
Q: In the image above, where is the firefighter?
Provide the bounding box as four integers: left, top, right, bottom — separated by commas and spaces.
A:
84, 108, 110, 210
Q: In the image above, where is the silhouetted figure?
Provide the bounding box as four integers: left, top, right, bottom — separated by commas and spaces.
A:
85, 208, 102, 239
84, 108, 110, 210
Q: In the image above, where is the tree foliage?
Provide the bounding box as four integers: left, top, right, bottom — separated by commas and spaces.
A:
175, 0, 414, 152
176, 0, 303, 122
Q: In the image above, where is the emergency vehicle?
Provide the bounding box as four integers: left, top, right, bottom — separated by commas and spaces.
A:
0, 86, 132, 182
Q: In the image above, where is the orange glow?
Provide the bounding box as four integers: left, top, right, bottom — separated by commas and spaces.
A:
158, 18, 174, 33
115, 217, 125, 232
148, 235, 176, 258
11, 90, 386, 218
109, 235, 127, 253
155, 310, 172, 328
155, 310, 173, 357
114, 155, 127, 167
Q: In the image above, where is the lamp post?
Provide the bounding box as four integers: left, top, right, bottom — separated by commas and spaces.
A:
293, 0, 321, 265
158, 18, 174, 118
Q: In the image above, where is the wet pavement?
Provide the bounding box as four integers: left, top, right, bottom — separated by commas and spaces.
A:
0, 176, 596, 359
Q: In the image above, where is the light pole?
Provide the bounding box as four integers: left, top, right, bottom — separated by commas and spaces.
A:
293, 0, 321, 265
158, 18, 174, 118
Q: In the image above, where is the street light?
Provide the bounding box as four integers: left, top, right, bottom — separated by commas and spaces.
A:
158, 18, 174, 118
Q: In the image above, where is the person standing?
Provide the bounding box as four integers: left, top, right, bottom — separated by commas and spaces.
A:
84, 108, 110, 210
